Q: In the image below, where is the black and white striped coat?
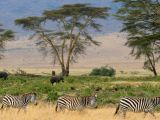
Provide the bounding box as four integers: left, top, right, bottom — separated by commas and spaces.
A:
55, 93, 97, 112
114, 97, 160, 118
1, 92, 37, 112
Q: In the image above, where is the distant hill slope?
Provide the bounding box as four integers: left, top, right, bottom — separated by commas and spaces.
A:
0, 33, 146, 71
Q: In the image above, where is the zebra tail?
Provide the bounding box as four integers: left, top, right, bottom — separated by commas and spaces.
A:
55, 103, 58, 112
1, 104, 4, 109
114, 104, 120, 116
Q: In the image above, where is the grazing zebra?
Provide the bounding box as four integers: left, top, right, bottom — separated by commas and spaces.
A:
55, 93, 97, 112
114, 97, 160, 118
1, 92, 37, 112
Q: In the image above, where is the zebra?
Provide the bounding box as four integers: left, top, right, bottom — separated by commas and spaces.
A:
1, 92, 38, 112
55, 93, 97, 112
114, 97, 160, 118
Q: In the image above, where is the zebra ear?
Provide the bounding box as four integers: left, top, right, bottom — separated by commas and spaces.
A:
92, 93, 97, 97
33, 92, 37, 96
31, 92, 37, 96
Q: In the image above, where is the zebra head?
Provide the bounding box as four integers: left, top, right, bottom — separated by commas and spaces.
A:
22, 92, 38, 106
89, 93, 98, 108
81, 93, 97, 108
152, 97, 160, 107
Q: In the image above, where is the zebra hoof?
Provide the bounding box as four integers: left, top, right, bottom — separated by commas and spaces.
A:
94, 106, 98, 109
34, 102, 38, 106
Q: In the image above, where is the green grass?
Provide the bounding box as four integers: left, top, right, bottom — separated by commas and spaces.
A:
1, 74, 160, 105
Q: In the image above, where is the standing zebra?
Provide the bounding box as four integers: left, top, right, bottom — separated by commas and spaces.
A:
55, 93, 97, 112
1, 92, 37, 112
114, 97, 160, 118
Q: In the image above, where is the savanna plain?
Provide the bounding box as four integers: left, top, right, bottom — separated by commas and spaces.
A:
0, 73, 160, 120
0, 103, 159, 120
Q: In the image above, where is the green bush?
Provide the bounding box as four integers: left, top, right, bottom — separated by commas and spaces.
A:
89, 66, 116, 77
47, 91, 59, 102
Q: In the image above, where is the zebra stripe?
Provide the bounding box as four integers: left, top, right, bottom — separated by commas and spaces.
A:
1, 92, 37, 112
55, 93, 97, 112
114, 97, 160, 118
81, 94, 97, 108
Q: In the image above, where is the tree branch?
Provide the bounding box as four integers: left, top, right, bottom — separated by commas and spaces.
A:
38, 30, 63, 66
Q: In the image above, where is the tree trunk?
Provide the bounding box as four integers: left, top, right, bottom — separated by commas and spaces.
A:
65, 45, 72, 76
65, 65, 69, 76
147, 53, 158, 76
61, 65, 66, 76
152, 66, 158, 76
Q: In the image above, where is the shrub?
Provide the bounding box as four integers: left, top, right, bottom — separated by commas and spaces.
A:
47, 91, 59, 102
89, 66, 116, 77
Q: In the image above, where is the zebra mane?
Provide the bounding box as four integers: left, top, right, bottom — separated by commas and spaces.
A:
151, 97, 160, 103
153, 97, 160, 99
21, 92, 36, 98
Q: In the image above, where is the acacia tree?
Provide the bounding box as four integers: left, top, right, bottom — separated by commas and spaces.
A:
0, 23, 14, 58
15, 4, 110, 76
114, 0, 160, 76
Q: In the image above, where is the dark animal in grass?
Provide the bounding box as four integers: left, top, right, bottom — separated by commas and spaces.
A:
50, 76, 64, 85
95, 87, 102, 92
70, 86, 76, 90
0, 72, 8, 80
52, 71, 55, 76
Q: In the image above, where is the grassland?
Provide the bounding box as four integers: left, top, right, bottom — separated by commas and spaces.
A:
0, 103, 160, 120
1, 74, 160, 105
1, 74, 160, 119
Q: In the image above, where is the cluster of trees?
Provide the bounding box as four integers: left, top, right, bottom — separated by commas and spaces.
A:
1, 1, 160, 76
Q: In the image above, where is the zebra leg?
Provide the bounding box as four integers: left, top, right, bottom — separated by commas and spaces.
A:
4, 105, 10, 112
58, 106, 65, 113
61, 107, 65, 113
0, 105, 9, 113
149, 111, 156, 119
23, 107, 27, 114
143, 111, 148, 118
24, 109, 27, 114
122, 110, 127, 119
17, 108, 21, 113
78, 106, 83, 112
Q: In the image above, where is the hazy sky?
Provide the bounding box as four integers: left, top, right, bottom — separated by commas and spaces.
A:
0, 0, 122, 36
0, 0, 140, 71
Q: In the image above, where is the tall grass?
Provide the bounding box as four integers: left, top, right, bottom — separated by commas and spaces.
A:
0, 103, 159, 120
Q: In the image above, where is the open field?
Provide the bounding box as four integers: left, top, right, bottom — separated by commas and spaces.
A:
0, 103, 159, 120
1, 75, 160, 120
0, 67, 156, 77
1, 75, 160, 105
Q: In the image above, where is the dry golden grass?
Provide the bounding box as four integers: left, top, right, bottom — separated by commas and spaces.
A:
111, 81, 160, 86
0, 102, 159, 120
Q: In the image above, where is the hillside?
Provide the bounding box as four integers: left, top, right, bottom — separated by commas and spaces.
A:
0, 33, 147, 73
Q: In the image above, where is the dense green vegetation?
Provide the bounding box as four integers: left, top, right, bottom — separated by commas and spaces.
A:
1, 74, 160, 106
90, 66, 116, 77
